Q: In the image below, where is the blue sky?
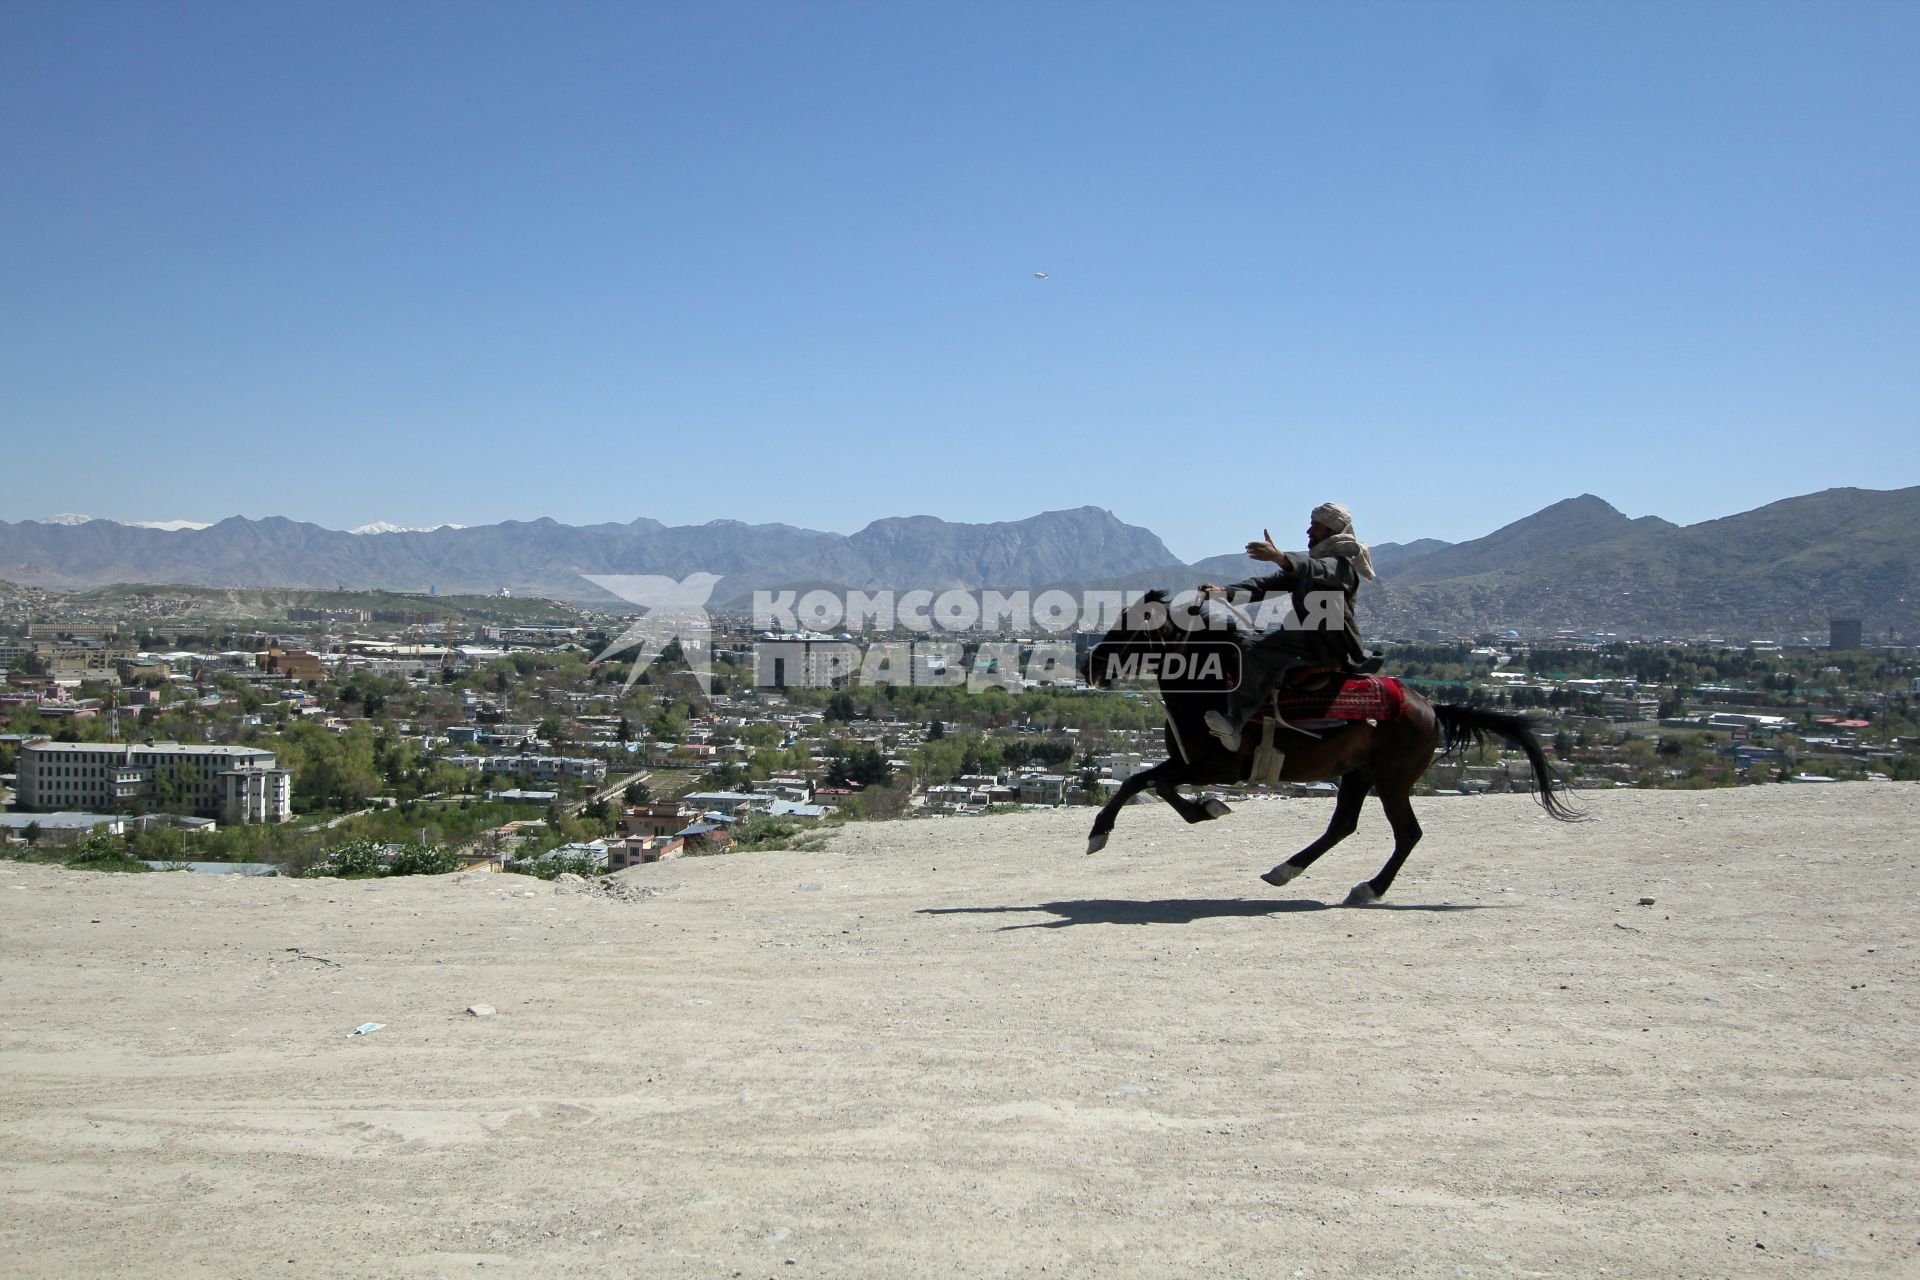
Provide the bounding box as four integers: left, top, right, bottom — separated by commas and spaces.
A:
2, 0, 1915, 561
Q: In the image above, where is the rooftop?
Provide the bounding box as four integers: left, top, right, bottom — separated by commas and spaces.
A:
23, 741, 276, 758
0, 811, 123, 831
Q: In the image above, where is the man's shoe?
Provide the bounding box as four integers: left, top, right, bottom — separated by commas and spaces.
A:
1204, 709, 1242, 752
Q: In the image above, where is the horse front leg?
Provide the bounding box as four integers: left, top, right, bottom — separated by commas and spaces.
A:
1086, 760, 1186, 854
1155, 779, 1231, 824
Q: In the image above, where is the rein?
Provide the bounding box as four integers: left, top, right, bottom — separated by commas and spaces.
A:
1146, 604, 1225, 766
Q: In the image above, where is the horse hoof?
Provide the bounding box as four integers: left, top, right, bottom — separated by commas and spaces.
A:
1201, 798, 1232, 820
1261, 863, 1303, 887
1086, 833, 1108, 855
1344, 882, 1381, 907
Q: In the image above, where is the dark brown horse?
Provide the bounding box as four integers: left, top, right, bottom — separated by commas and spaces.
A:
1079, 591, 1582, 903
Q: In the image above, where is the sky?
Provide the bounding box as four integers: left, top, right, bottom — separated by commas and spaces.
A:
2, 1, 1916, 562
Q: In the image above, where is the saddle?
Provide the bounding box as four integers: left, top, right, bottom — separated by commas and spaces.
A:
1253, 671, 1407, 725
1277, 651, 1385, 692
1242, 670, 1408, 785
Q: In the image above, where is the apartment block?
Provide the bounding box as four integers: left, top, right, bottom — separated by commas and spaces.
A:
16, 742, 293, 823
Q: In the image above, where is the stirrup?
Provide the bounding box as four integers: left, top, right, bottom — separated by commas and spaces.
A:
1250, 719, 1286, 785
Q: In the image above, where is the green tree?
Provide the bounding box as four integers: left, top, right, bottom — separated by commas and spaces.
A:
825, 744, 892, 788
520, 849, 605, 880
703, 763, 750, 790
386, 842, 459, 876
305, 836, 456, 878
64, 831, 151, 873
305, 837, 386, 878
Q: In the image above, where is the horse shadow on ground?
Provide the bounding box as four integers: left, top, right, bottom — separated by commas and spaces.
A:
919, 898, 1504, 931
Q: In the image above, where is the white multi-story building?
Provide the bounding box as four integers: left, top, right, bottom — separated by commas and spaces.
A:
753, 638, 862, 689
439, 753, 607, 786
15, 742, 293, 824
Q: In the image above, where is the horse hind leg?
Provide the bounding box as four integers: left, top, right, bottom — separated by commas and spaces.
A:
1262, 771, 1369, 888
1345, 782, 1423, 905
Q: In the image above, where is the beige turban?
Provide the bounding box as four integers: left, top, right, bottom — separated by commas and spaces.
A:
1311, 502, 1354, 534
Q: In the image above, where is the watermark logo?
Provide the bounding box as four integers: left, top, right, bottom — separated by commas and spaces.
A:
749, 586, 1344, 637
1084, 640, 1243, 692
752, 636, 1084, 693
753, 587, 1142, 634
583, 573, 721, 693
580, 574, 1337, 694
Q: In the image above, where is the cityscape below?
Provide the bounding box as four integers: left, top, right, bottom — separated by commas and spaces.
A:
3, 496, 1914, 879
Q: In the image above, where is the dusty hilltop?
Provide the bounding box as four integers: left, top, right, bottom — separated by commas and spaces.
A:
1, 784, 1916, 1279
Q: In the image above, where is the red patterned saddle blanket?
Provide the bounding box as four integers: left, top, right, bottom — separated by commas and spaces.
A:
1252, 674, 1409, 724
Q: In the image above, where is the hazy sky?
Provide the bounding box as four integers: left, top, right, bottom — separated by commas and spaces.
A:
2, 1, 1915, 561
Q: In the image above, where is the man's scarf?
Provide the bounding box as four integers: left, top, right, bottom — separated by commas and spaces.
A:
1309, 531, 1376, 580
1308, 502, 1376, 580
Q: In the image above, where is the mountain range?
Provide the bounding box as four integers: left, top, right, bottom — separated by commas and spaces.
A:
0, 507, 1179, 607
4, 488, 1917, 640
1354, 488, 1919, 641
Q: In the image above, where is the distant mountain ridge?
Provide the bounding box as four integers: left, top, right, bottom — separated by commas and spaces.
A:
1379, 495, 1678, 584
0, 506, 1183, 605
5, 488, 1917, 639
1355, 488, 1920, 641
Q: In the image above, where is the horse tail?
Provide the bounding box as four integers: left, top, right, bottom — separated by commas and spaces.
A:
1431, 704, 1587, 822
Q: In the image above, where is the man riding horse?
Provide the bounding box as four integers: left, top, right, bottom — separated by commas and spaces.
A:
1080, 505, 1579, 898
1199, 500, 1377, 752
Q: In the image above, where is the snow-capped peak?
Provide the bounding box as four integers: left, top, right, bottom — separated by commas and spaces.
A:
37, 514, 210, 531
349, 521, 466, 535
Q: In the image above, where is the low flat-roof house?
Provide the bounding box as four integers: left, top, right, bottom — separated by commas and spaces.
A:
1018, 774, 1068, 806
675, 820, 735, 854
257, 649, 328, 681
0, 811, 128, 845
608, 834, 684, 869
618, 804, 693, 838
681, 791, 761, 816
764, 798, 830, 819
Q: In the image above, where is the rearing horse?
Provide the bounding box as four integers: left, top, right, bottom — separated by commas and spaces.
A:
1079, 591, 1583, 903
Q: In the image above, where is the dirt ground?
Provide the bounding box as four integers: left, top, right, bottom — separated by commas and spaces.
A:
1, 782, 1915, 1278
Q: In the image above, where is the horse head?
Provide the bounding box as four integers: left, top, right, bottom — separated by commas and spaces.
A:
1081, 589, 1182, 688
